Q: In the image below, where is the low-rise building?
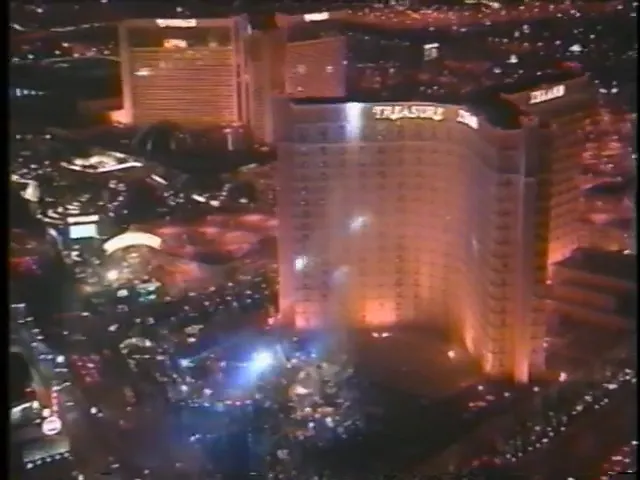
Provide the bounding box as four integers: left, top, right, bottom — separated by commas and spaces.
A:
550, 248, 637, 330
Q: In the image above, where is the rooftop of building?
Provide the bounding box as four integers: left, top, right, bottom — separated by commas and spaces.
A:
284, 9, 597, 125
120, 15, 247, 27
555, 248, 637, 286
289, 66, 581, 130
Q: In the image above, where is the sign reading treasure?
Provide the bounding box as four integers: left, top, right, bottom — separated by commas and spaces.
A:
372, 104, 445, 122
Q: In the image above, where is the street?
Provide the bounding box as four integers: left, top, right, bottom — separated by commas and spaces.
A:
511, 387, 637, 478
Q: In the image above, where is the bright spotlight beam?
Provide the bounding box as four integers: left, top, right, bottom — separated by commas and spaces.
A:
250, 350, 274, 371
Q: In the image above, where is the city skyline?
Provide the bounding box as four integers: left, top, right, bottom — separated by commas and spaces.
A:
9, 1, 637, 478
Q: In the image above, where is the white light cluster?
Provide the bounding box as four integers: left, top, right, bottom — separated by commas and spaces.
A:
349, 215, 369, 232
295, 255, 309, 272
456, 110, 479, 130
345, 102, 363, 139
303, 12, 330, 22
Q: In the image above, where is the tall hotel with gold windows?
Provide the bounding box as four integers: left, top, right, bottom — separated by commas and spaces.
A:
276, 13, 349, 99
275, 70, 597, 383
118, 17, 252, 127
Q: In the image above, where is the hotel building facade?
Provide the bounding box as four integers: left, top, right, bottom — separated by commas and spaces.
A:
246, 29, 287, 143
278, 14, 437, 100
118, 17, 253, 127
275, 74, 597, 382
117, 13, 411, 142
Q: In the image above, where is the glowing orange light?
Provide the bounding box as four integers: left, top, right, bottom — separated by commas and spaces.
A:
364, 299, 396, 327
163, 38, 188, 49
108, 108, 131, 125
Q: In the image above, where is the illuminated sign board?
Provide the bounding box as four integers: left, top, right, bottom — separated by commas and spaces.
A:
66, 215, 100, 225
155, 19, 197, 28
372, 105, 445, 122
41, 416, 62, 436
303, 12, 330, 22
69, 223, 98, 239
456, 109, 479, 130
529, 85, 566, 105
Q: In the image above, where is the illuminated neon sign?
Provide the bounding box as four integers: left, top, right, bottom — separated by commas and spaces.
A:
456, 109, 479, 130
155, 19, 197, 28
372, 105, 445, 121
529, 85, 566, 105
303, 12, 330, 22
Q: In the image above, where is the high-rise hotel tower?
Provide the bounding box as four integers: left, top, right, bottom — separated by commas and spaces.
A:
118, 17, 252, 127
274, 68, 597, 383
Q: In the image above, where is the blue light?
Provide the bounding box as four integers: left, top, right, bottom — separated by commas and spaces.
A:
250, 350, 274, 371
